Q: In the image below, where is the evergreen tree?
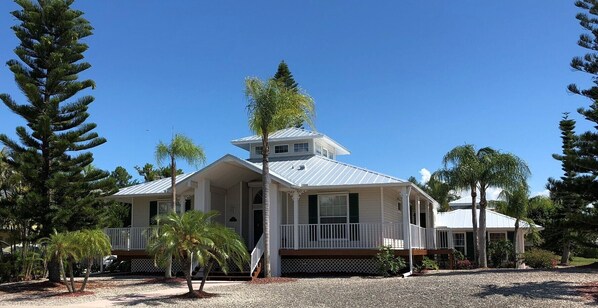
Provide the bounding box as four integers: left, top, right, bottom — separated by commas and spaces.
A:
111, 166, 138, 188
273, 60, 303, 128
0, 0, 112, 281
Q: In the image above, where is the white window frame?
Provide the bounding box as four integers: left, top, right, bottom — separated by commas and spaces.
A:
254, 146, 263, 155
453, 232, 466, 256
294, 142, 309, 153
322, 148, 328, 158
315, 144, 322, 155
318, 194, 349, 240
274, 144, 289, 154
158, 200, 182, 215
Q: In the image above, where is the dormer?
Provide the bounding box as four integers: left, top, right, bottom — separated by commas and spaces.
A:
231, 127, 350, 161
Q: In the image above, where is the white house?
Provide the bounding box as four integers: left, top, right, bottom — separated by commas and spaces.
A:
106, 128, 524, 276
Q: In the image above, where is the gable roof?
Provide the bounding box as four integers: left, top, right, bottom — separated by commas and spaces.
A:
231, 127, 350, 155
248, 155, 405, 187
436, 209, 543, 230
111, 172, 197, 197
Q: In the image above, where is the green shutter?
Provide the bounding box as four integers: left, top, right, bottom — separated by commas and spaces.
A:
149, 201, 157, 225
308, 195, 318, 241
466, 232, 474, 260
185, 199, 191, 212
349, 193, 359, 241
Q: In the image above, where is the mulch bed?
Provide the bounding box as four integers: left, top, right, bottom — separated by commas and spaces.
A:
142, 277, 186, 286
579, 281, 598, 303
0, 279, 124, 295
249, 277, 297, 284
171, 290, 218, 299
51, 290, 95, 297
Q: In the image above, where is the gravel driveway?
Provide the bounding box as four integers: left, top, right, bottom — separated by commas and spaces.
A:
1, 267, 597, 307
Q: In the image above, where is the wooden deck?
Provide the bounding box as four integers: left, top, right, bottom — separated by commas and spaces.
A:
279, 248, 453, 257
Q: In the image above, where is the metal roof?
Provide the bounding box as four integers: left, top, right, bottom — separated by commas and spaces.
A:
436, 209, 542, 230
248, 155, 405, 187
231, 128, 351, 155
112, 172, 196, 197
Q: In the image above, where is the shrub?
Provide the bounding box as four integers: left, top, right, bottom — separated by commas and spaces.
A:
453, 249, 465, 261
421, 256, 439, 271
488, 240, 514, 268
456, 259, 473, 269
375, 245, 406, 276
523, 248, 558, 269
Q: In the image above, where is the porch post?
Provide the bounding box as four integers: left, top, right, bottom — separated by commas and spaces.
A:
401, 186, 413, 274
195, 179, 211, 212
415, 197, 421, 227
292, 191, 300, 250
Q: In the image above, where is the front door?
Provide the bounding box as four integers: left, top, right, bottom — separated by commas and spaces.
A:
253, 209, 263, 246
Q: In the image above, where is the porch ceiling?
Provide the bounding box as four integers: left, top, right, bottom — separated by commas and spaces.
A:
199, 160, 262, 189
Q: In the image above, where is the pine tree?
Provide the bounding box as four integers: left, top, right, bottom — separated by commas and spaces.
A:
273, 60, 304, 128
0, 0, 112, 281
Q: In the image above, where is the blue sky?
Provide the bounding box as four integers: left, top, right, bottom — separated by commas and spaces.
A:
0, 1, 594, 197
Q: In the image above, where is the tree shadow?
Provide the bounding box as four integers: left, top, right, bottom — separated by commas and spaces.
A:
475, 280, 589, 304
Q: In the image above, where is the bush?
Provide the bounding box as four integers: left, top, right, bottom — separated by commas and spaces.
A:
0, 254, 19, 283
375, 245, 406, 277
453, 249, 465, 261
488, 240, 514, 268
523, 248, 558, 269
456, 259, 473, 269
421, 256, 439, 271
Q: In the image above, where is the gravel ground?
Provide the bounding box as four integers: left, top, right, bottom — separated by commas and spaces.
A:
1, 267, 597, 307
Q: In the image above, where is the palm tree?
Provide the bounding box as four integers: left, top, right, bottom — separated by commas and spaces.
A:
39, 230, 81, 293
77, 229, 111, 291
155, 133, 206, 278
147, 211, 248, 295
436, 145, 481, 263
426, 172, 459, 212
476, 148, 530, 267
245, 77, 315, 277
496, 185, 532, 267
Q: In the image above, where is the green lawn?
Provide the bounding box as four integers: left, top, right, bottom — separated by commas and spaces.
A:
570, 256, 598, 267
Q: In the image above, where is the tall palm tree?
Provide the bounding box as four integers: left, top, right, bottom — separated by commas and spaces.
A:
427, 172, 459, 212
497, 185, 532, 267
476, 148, 530, 267
155, 133, 206, 278
436, 145, 481, 263
245, 77, 315, 277
147, 211, 248, 295
39, 230, 81, 293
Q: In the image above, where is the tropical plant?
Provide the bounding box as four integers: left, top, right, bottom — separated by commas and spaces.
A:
147, 211, 248, 295
0, 0, 113, 282
487, 240, 514, 268
421, 256, 439, 271
496, 185, 535, 265
77, 229, 111, 291
409, 174, 459, 212
436, 145, 482, 264
523, 248, 558, 269
134, 163, 184, 182
39, 230, 81, 293
155, 133, 206, 278
245, 77, 315, 277
375, 245, 406, 277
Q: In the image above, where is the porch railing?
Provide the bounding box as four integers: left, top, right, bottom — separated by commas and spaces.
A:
104, 227, 153, 251
435, 228, 453, 249
250, 234, 264, 275
280, 223, 404, 249
409, 224, 426, 249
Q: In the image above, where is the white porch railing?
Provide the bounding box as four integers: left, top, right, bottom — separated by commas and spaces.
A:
410, 224, 426, 249
104, 227, 153, 251
280, 223, 404, 249
435, 228, 454, 249
250, 234, 264, 275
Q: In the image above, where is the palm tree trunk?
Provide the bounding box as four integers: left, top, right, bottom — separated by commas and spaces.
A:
514, 219, 520, 268
470, 187, 478, 265
60, 258, 72, 293
561, 240, 571, 265
68, 261, 76, 293
478, 189, 488, 268
261, 133, 271, 278
48, 257, 61, 283
198, 261, 214, 293
184, 256, 193, 294
80, 258, 92, 292
165, 155, 176, 279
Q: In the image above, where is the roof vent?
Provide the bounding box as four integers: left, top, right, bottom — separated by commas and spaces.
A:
298, 165, 306, 171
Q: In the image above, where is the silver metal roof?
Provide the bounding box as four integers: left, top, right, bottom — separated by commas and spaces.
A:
248, 155, 405, 187
436, 209, 542, 229
231, 127, 350, 155
112, 172, 196, 197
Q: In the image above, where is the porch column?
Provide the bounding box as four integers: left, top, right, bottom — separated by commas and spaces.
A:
292, 191, 300, 250
415, 197, 421, 227
194, 179, 211, 212
401, 186, 413, 274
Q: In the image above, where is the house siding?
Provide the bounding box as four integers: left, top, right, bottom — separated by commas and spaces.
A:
383, 189, 400, 223
297, 187, 381, 224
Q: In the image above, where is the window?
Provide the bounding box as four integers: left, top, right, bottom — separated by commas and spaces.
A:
328, 151, 334, 159
322, 148, 328, 157
453, 233, 466, 256
319, 194, 348, 239
315, 145, 322, 155
294, 142, 309, 153
158, 201, 182, 215
489, 232, 506, 243
274, 145, 288, 154
254, 146, 263, 155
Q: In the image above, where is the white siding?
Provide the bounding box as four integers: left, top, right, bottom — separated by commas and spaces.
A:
383, 189, 401, 223
211, 190, 226, 225
297, 187, 382, 224
130, 196, 196, 228
226, 183, 241, 234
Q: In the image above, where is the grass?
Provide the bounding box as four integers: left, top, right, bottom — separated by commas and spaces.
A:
570, 256, 598, 267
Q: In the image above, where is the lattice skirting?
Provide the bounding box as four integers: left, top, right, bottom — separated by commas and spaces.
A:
281, 258, 378, 275
131, 259, 183, 273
